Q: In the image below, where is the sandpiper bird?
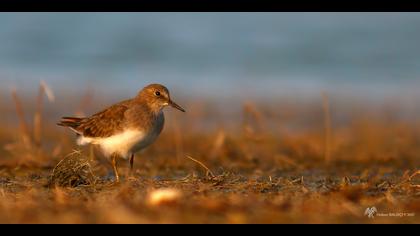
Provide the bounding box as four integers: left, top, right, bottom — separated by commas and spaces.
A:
57, 84, 185, 182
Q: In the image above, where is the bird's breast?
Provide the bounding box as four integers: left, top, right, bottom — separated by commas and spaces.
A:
130, 111, 165, 153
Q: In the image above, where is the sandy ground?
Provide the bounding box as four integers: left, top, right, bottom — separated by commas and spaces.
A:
0, 90, 419, 223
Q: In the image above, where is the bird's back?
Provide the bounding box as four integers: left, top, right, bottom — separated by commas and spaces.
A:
58, 99, 133, 138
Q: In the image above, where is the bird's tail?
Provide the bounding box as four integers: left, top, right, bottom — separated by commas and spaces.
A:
57, 117, 84, 130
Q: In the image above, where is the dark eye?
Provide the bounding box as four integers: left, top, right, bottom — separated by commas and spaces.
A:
155, 91, 161, 96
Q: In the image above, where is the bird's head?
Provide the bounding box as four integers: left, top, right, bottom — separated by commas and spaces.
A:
137, 84, 185, 113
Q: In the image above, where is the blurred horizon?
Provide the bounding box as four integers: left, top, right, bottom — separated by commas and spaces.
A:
1, 13, 420, 101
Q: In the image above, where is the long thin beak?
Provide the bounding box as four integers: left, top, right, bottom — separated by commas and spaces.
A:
169, 100, 185, 112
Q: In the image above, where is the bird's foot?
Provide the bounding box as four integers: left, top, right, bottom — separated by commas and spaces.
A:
104, 180, 120, 187
103, 173, 120, 187
127, 176, 138, 182
127, 169, 142, 182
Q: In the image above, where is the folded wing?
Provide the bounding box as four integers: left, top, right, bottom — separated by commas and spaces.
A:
57, 100, 131, 138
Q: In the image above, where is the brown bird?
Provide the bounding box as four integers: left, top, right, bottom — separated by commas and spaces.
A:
57, 84, 185, 182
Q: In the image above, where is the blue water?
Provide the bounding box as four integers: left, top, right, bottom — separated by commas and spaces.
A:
0, 13, 420, 100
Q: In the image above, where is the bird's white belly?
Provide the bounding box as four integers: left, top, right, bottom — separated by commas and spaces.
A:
77, 111, 164, 159
78, 129, 146, 159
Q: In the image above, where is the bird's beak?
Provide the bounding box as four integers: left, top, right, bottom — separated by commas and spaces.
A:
169, 100, 185, 112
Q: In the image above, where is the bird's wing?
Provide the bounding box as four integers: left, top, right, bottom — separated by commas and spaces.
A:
76, 99, 132, 138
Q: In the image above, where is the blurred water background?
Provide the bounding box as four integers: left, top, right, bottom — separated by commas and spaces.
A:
0, 12, 420, 103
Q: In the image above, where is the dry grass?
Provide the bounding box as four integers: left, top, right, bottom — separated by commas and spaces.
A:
0, 84, 418, 223
48, 150, 96, 188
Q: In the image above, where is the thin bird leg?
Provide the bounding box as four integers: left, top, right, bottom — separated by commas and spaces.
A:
129, 153, 135, 172
111, 154, 120, 182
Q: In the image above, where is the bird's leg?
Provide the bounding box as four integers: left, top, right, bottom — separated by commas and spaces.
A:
129, 153, 135, 172
88, 145, 95, 162
127, 153, 137, 181
111, 153, 120, 183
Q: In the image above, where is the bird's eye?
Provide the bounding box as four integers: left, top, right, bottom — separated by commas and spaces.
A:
155, 91, 161, 96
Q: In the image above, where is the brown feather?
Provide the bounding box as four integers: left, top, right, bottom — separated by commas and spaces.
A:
57, 117, 84, 129
74, 99, 131, 138
58, 84, 178, 139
